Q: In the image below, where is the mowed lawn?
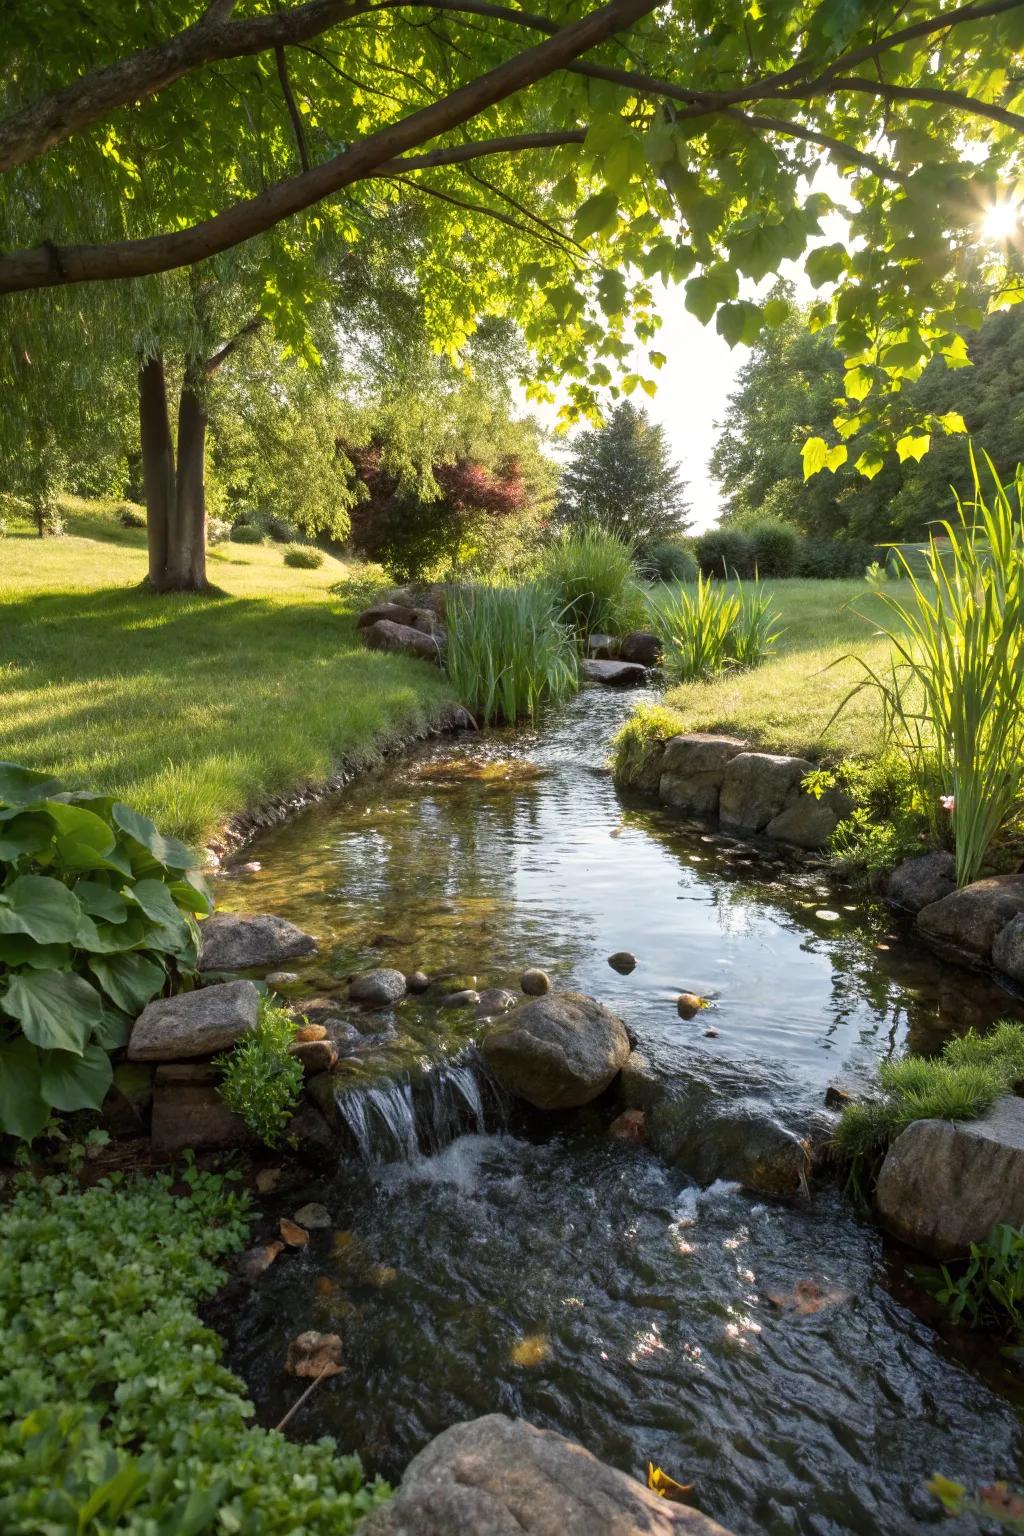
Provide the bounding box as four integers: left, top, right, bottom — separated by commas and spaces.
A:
1, 501, 456, 843
652, 577, 913, 761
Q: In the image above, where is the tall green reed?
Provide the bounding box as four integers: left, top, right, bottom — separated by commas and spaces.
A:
651, 572, 781, 681
445, 582, 579, 725
834, 451, 1024, 886
538, 528, 648, 638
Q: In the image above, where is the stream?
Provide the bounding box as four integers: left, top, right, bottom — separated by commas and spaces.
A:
212, 686, 1024, 1535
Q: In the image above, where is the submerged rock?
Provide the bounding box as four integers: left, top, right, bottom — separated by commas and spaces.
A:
349, 968, 407, 1007
362, 618, 442, 663
609, 1108, 647, 1144
440, 989, 480, 1009
285, 1330, 343, 1379
719, 752, 813, 836
917, 874, 1024, 960
128, 979, 260, 1061
406, 970, 431, 993
360, 1413, 733, 1535
294, 1201, 332, 1229
476, 987, 518, 1017
875, 1096, 1024, 1257
482, 991, 631, 1110
581, 658, 648, 687
199, 913, 317, 972
885, 850, 956, 914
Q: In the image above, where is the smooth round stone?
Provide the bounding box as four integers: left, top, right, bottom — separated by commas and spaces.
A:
607, 951, 636, 975
293, 1202, 332, 1230
440, 989, 481, 1009
406, 970, 430, 993
266, 971, 300, 986
676, 992, 705, 1020
348, 968, 406, 1007
521, 968, 551, 996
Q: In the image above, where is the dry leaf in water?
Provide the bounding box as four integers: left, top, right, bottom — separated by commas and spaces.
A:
647, 1464, 694, 1503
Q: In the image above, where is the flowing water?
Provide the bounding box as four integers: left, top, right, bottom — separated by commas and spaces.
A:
213, 687, 1024, 1534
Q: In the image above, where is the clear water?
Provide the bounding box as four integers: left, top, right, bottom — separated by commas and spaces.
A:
213, 686, 1024, 1534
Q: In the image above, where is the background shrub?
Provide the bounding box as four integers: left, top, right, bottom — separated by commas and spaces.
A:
266, 514, 300, 543
116, 501, 146, 529
797, 538, 876, 578
742, 517, 801, 576
637, 533, 698, 582
694, 526, 754, 578
283, 543, 324, 569
207, 515, 232, 544
230, 523, 264, 545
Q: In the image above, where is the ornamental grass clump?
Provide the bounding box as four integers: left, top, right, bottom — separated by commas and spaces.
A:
445, 582, 579, 725
538, 528, 648, 639
834, 451, 1024, 887
652, 572, 781, 681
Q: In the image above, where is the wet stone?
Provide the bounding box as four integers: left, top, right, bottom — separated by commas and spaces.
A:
286, 1330, 344, 1379
439, 989, 480, 1009
294, 1201, 332, 1229
349, 968, 407, 1007
406, 970, 431, 993
608, 950, 637, 975
521, 968, 551, 996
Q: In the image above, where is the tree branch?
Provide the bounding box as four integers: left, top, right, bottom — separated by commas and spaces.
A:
376, 128, 585, 172
388, 171, 581, 259
820, 74, 1024, 134
275, 45, 312, 171
0, 0, 657, 293
205, 315, 264, 374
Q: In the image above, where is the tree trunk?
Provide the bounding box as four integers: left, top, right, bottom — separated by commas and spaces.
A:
138, 352, 209, 592
138, 353, 176, 590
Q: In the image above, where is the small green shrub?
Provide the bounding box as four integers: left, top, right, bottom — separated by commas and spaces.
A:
743, 517, 801, 577
266, 514, 300, 543
611, 702, 682, 790
833, 1021, 1024, 1185
217, 999, 302, 1145
283, 543, 324, 569
538, 528, 647, 638
797, 539, 875, 578
927, 1223, 1024, 1340
829, 748, 942, 878
694, 526, 753, 578
117, 502, 146, 529
0, 762, 209, 1141
208, 515, 232, 544
230, 523, 265, 545
446, 582, 579, 724
637, 534, 697, 583
0, 1165, 390, 1533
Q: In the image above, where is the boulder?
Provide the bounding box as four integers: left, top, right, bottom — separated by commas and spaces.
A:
349, 967, 407, 1007
618, 629, 663, 666
719, 752, 813, 836
199, 913, 317, 972
765, 785, 853, 851
481, 991, 631, 1110
128, 979, 260, 1061
284, 1098, 338, 1165
387, 583, 449, 619
149, 1063, 256, 1153
917, 874, 1024, 960
360, 1414, 732, 1536
581, 658, 648, 687
885, 850, 957, 914
357, 603, 442, 636
659, 734, 748, 817
586, 633, 618, 660
875, 1097, 1024, 1257
620, 1050, 824, 1197
993, 913, 1024, 983
362, 618, 442, 663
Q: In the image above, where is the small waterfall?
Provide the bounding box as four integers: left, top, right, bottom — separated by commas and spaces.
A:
335, 1051, 504, 1165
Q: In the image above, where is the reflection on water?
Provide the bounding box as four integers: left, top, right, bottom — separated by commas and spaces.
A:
215, 686, 1024, 1534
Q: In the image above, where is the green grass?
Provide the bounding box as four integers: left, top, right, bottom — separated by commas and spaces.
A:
643, 577, 915, 761
446, 581, 579, 724
0, 499, 456, 843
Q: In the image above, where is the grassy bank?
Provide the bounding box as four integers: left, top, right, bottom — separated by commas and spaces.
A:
1, 500, 456, 843
643, 577, 911, 761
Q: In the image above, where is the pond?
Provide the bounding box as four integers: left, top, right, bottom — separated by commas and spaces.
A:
213, 687, 1024, 1535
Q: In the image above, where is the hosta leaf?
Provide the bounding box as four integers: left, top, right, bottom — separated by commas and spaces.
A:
1, 969, 104, 1054
38, 1042, 113, 1112
0, 813, 54, 862
0, 1036, 50, 1141
93, 1006, 132, 1050
128, 878, 186, 927
89, 952, 165, 1015
0, 937, 73, 970
168, 871, 213, 917
0, 875, 84, 944
74, 880, 129, 923
112, 803, 199, 872
0, 762, 64, 805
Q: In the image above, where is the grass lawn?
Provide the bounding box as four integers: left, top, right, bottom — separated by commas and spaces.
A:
1, 499, 456, 844
648, 577, 911, 762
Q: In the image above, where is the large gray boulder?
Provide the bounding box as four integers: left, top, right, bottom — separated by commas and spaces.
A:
718, 752, 813, 835
363, 618, 442, 663
581, 659, 648, 687
875, 1097, 1024, 1257
618, 630, 663, 666
992, 912, 1024, 983
349, 967, 407, 1007
885, 850, 956, 914
128, 979, 259, 1061
765, 784, 854, 851
917, 874, 1024, 959
199, 913, 317, 972
357, 603, 443, 636
481, 992, 630, 1109
658, 733, 747, 817
361, 1414, 732, 1536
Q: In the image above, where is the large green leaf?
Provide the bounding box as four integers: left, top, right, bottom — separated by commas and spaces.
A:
38, 1042, 113, 1112
89, 952, 165, 1015
42, 800, 118, 870
0, 936, 72, 970
0, 812, 54, 863
168, 871, 213, 917
128, 878, 184, 926
74, 880, 129, 924
0, 1036, 50, 1140
0, 762, 64, 805
0, 875, 84, 944
1, 969, 104, 1054
112, 804, 200, 872
93, 1006, 132, 1050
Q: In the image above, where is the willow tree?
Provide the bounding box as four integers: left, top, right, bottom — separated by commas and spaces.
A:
3, 0, 1024, 587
